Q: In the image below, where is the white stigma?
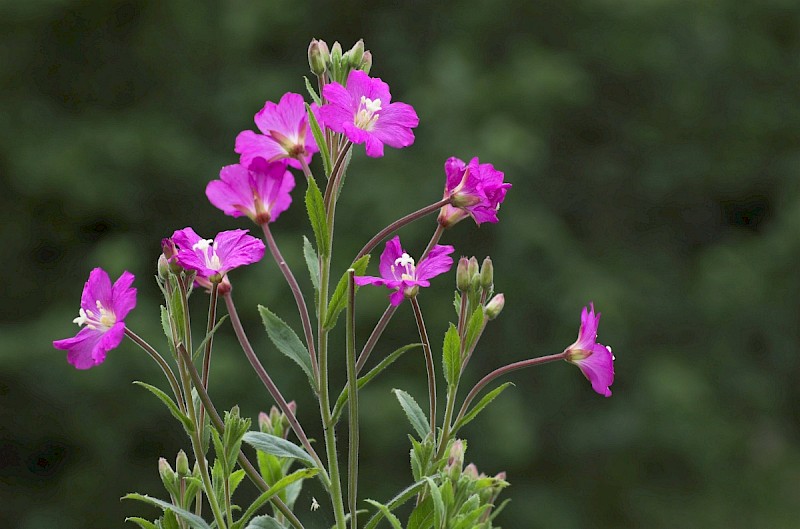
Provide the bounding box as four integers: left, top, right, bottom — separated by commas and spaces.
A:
355, 96, 382, 130
193, 238, 222, 271
391, 252, 416, 281
73, 299, 116, 330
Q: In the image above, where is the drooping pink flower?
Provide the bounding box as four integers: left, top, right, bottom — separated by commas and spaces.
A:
235, 92, 319, 169
53, 268, 137, 369
564, 303, 615, 397
438, 157, 511, 227
206, 157, 295, 224
354, 236, 454, 305
320, 70, 419, 158
171, 227, 265, 282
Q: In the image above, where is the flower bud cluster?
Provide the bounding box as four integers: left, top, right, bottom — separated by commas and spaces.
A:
308, 38, 372, 84
258, 402, 296, 440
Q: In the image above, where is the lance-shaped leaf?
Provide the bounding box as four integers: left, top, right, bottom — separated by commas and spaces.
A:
453, 382, 514, 433
242, 431, 316, 466
192, 315, 229, 360
303, 77, 322, 106
305, 102, 332, 178
425, 477, 446, 529
258, 306, 317, 391
123, 494, 211, 529
305, 173, 329, 257
244, 515, 284, 529
442, 323, 460, 386
236, 468, 319, 529
133, 381, 192, 433
392, 389, 430, 439
364, 500, 403, 529
463, 306, 485, 354
332, 343, 422, 422
302, 236, 320, 293
125, 518, 158, 529
324, 254, 370, 330
363, 480, 427, 529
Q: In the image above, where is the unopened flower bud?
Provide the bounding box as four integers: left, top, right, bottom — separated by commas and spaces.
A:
258, 411, 270, 433
347, 39, 364, 69
446, 439, 465, 479
158, 254, 170, 280
456, 257, 470, 292
480, 257, 493, 290
359, 50, 373, 74
463, 462, 479, 479
161, 238, 177, 260
158, 457, 176, 486
175, 449, 190, 478
467, 257, 479, 281
485, 294, 505, 320
330, 42, 342, 66
308, 39, 329, 76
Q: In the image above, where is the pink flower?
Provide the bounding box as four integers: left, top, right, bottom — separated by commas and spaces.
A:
235, 92, 319, 169
171, 227, 265, 282
354, 236, 454, 305
320, 70, 419, 158
206, 157, 296, 224
53, 268, 137, 369
564, 303, 615, 397
438, 157, 511, 227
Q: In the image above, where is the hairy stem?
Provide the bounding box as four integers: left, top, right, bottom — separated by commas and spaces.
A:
345, 270, 359, 529
124, 328, 184, 412
198, 282, 219, 436
410, 297, 437, 438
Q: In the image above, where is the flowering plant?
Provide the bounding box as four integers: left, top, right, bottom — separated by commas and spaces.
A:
54, 39, 614, 529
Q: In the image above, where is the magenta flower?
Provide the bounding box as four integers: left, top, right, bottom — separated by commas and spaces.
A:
53, 268, 137, 370
354, 236, 454, 305
320, 70, 419, 158
438, 157, 511, 227
564, 303, 615, 397
235, 92, 319, 169
171, 227, 265, 282
207, 157, 295, 224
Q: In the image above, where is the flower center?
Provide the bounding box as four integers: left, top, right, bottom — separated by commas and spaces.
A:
354, 96, 382, 130
73, 300, 116, 330
391, 252, 416, 281
193, 238, 223, 271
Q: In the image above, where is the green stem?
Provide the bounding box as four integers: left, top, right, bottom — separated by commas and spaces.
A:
176, 344, 305, 529
324, 140, 353, 211
123, 329, 184, 410
436, 385, 459, 460
198, 282, 219, 437
355, 303, 398, 374
261, 222, 319, 382
410, 297, 436, 439
224, 476, 233, 524
453, 352, 567, 427
345, 270, 359, 529
355, 198, 452, 262
222, 292, 328, 479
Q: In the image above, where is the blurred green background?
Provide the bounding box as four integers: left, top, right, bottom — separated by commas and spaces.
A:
2, 0, 800, 527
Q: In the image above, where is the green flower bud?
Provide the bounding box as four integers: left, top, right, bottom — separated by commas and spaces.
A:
308, 38, 329, 76
467, 256, 479, 280
485, 294, 505, 320
456, 257, 470, 292
360, 50, 373, 74
446, 439, 465, 480
330, 41, 342, 67
157, 254, 170, 280
347, 39, 364, 69
480, 257, 493, 290
158, 457, 176, 487
175, 449, 190, 478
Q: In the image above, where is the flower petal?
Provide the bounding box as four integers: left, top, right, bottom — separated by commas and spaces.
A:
235, 130, 286, 167
212, 229, 265, 273
415, 245, 455, 281
81, 268, 112, 313
207, 163, 255, 218
111, 271, 137, 320
378, 236, 405, 280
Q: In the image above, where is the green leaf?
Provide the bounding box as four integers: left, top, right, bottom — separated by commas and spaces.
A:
302, 236, 320, 293
258, 306, 316, 391
133, 381, 192, 433
245, 515, 284, 529
123, 494, 211, 529
305, 172, 329, 257
242, 431, 316, 466
453, 292, 461, 317
161, 511, 181, 529
332, 343, 422, 422
463, 306, 485, 353
303, 76, 322, 106
324, 254, 370, 330
305, 102, 332, 178
363, 480, 427, 529
453, 382, 514, 433
364, 500, 403, 529
160, 305, 176, 354
407, 496, 434, 529
392, 389, 430, 439
168, 286, 186, 345
425, 478, 446, 529
238, 468, 319, 528
125, 517, 159, 529
192, 315, 229, 359
442, 323, 461, 386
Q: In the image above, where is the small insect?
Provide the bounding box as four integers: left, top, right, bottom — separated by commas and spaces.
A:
311, 497, 320, 511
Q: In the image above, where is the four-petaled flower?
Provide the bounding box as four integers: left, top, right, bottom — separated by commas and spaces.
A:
354, 236, 454, 305
206, 157, 296, 224
564, 303, 615, 397
171, 227, 265, 283
438, 157, 511, 227
235, 92, 319, 169
53, 268, 137, 370
320, 70, 419, 158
